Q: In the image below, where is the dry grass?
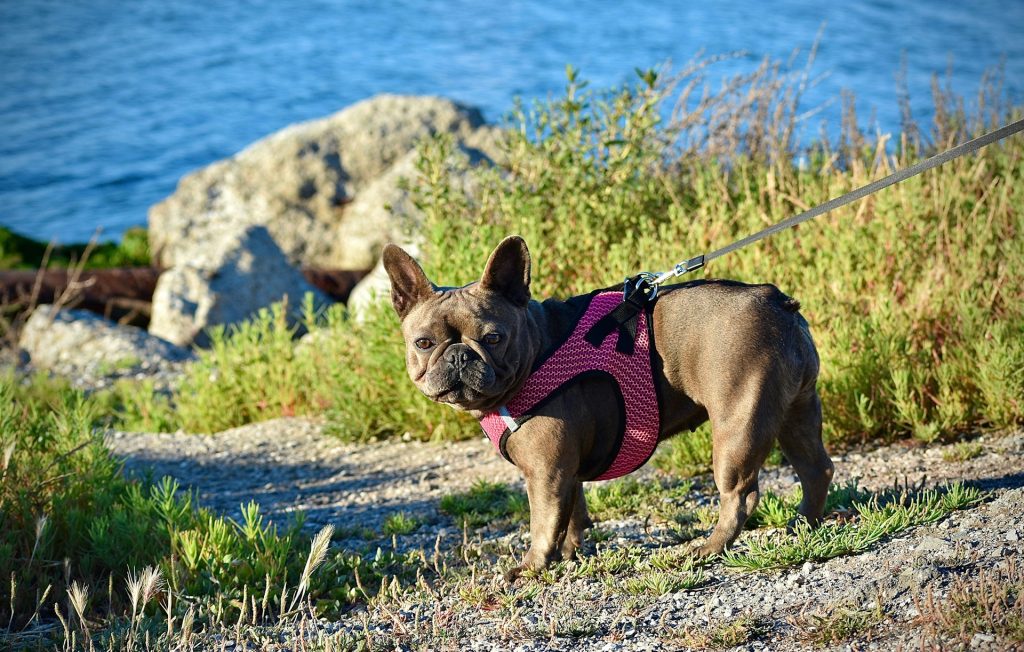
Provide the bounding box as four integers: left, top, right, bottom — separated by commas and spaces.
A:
915, 556, 1024, 649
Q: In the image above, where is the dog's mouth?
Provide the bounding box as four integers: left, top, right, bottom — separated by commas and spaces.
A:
428, 383, 500, 410
432, 387, 465, 404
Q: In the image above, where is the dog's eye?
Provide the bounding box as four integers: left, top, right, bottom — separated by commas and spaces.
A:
414, 338, 435, 350
482, 333, 502, 345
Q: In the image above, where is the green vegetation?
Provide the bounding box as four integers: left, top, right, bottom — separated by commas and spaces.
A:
0, 371, 999, 648
585, 476, 693, 521
679, 615, 769, 649
652, 425, 714, 477
941, 440, 985, 462
439, 479, 529, 527
722, 481, 984, 570
96, 60, 1023, 456
0, 226, 150, 270
791, 603, 885, 646
409, 65, 1024, 448
381, 511, 420, 536
105, 296, 479, 440
0, 376, 426, 647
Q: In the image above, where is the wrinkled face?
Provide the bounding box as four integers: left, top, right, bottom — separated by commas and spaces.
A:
399, 285, 534, 411
383, 237, 538, 413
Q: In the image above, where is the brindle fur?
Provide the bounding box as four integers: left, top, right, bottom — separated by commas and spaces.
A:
383, 236, 833, 578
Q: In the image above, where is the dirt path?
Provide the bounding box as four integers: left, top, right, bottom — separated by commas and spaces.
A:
109, 418, 522, 535
108, 422, 1024, 650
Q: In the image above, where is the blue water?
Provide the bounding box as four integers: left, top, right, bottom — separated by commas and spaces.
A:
1, 1, 1022, 244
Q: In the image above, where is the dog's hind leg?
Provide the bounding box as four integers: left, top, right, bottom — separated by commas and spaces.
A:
696, 412, 775, 557
777, 393, 833, 526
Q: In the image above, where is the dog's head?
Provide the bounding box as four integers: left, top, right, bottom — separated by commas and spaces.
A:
382, 236, 539, 412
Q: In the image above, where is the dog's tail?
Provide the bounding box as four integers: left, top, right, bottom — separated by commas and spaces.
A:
782, 296, 801, 313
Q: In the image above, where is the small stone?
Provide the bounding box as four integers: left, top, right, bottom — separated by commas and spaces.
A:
1007, 529, 1019, 542
970, 632, 995, 648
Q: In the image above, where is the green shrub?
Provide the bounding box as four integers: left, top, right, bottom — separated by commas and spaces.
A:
110, 60, 1023, 449
0, 376, 423, 633
409, 64, 1024, 447
0, 225, 150, 269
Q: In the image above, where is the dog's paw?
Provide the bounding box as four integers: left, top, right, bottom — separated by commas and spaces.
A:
785, 513, 823, 535
692, 541, 724, 559
503, 564, 526, 583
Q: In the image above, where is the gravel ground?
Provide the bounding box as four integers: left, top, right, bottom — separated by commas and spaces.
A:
108, 420, 1024, 651
109, 419, 521, 537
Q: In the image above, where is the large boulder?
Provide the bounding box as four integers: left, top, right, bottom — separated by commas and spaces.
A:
19, 305, 195, 390
149, 226, 331, 347
149, 95, 501, 269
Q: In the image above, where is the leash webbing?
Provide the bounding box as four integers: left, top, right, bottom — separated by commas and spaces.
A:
652, 117, 1024, 286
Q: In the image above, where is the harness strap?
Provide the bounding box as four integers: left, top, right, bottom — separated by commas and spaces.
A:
583, 277, 654, 354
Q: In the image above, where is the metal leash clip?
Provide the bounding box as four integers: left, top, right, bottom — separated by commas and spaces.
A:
652, 254, 706, 286
623, 272, 659, 302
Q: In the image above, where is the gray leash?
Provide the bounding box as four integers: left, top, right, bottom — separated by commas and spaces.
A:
648, 117, 1024, 288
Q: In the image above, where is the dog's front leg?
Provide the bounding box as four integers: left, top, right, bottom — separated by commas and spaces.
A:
503, 413, 585, 581
518, 468, 576, 574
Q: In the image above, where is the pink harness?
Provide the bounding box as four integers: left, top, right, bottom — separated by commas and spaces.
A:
479, 291, 660, 481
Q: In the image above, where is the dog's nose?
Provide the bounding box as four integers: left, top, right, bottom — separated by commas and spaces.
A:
445, 344, 474, 373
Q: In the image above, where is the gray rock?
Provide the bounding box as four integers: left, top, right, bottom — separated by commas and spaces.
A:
149, 225, 331, 346
18, 305, 194, 388
148, 94, 500, 269
342, 141, 492, 320
970, 632, 996, 649
914, 536, 953, 561
332, 150, 420, 271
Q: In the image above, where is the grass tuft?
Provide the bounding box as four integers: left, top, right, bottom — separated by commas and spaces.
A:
723, 482, 984, 571
680, 615, 769, 649
942, 441, 985, 462
790, 602, 885, 645
585, 476, 694, 522
381, 512, 420, 536
439, 480, 529, 528
915, 556, 1024, 648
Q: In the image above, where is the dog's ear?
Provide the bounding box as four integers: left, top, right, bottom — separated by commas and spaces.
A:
480, 236, 531, 307
382, 244, 434, 319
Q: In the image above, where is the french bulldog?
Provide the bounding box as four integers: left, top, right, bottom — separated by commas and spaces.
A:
382, 236, 833, 577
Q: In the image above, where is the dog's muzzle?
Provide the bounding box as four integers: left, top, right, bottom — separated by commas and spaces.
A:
433, 343, 495, 397
445, 344, 474, 374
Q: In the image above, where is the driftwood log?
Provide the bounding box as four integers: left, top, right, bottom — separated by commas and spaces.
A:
0, 267, 369, 328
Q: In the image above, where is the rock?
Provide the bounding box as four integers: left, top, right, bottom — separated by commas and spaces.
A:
149, 95, 501, 269
914, 536, 953, 560
18, 304, 194, 388
342, 140, 491, 321
970, 632, 996, 648
149, 226, 331, 346
898, 562, 940, 591
331, 150, 420, 271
